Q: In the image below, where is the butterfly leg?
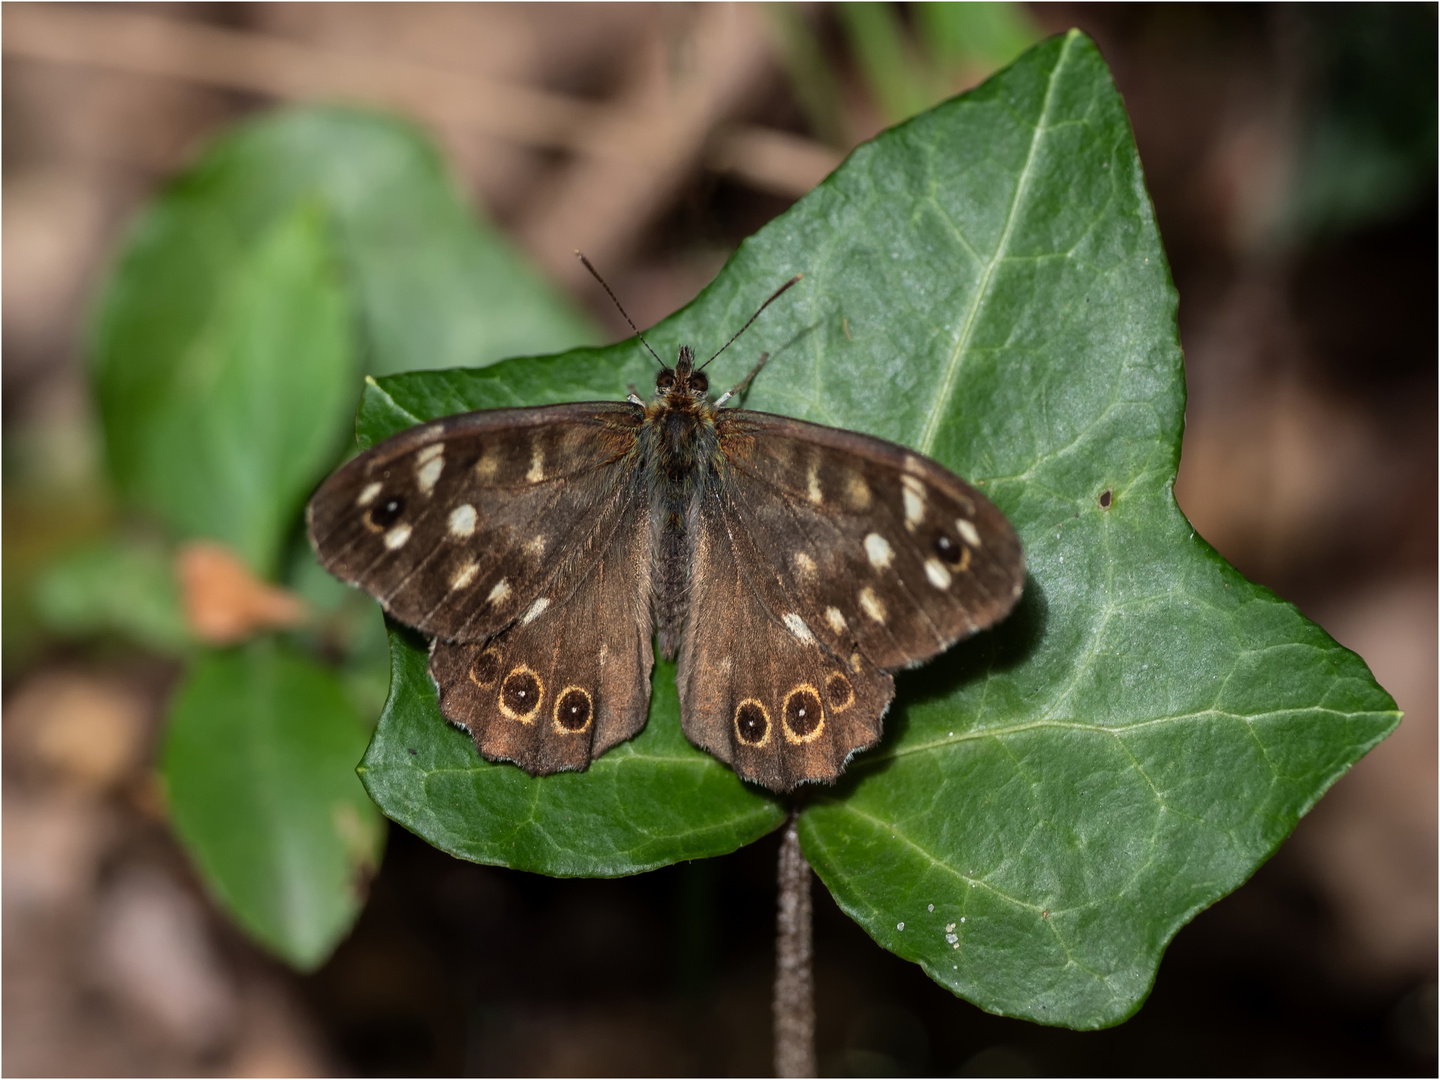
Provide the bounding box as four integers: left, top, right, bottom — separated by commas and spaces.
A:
714, 352, 769, 407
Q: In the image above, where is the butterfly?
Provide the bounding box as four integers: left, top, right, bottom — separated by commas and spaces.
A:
307, 265, 1024, 792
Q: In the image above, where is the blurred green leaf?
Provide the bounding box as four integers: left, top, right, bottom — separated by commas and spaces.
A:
91, 106, 598, 579
915, 2, 1041, 72
114, 106, 595, 378
839, 2, 932, 123
93, 199, 353, 577
32, 534, 190, 655
349, 31, 1397, 1026
163, 641, 383, 970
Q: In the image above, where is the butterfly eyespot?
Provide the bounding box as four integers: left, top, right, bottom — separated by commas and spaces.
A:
656, 370, 676, 391
498, 666, 543, 723
690, 371, 708, 393
553, 686, 594, 733
782, 685, 825, 743
366, 495, 406, 531
934, 533, 966, 566
734, 700, 770, 747
825, 672, 855, 712
468, 647, 504, 688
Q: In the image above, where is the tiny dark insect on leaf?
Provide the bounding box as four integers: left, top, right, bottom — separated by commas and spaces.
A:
307, 275, 1024, 791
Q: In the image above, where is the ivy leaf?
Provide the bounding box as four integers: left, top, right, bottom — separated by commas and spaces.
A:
92, 106, 596, 574
162, 642, 384, 970
93, 199, 352, 577
351, 31, 1397, 1025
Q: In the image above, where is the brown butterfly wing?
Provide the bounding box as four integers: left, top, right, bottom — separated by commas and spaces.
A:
712, 409, 1024, 668
306, 402, 644, 641
677, 492, 895, 791
676, 409, 1024, 790
307, 401, 656, 775
428, 484, 655, 775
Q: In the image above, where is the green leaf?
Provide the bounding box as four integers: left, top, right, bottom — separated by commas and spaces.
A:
32, 534, 191, 655
915, 2, 1042, 72
361, 626, 784, 876
351, 32, 1396, 1025
91, 106, 597, 575
162, 642, 383, 970
93, 199, 353, 576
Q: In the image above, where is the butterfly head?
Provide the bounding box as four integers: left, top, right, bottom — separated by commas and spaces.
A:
655, 346, 709, 400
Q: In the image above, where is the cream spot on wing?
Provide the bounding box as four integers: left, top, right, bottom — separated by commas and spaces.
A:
825, 607, 847, 634
782, 613, 815, 646
521, 597, 550, 625
475, 451, 499, 480
845, 472, 871, 509
902, 454, 924, 476
416, 447, 445, 495
450, 561, 479, 590
925, 558, 952, 589
793, 551, 817, 580
523, 535, 546, 559
859, 587, 886, 624
806, 460, 823, 504
864, 533, 894, 570
599, 643, 608, 667
901, 475, 925, 532
357, 481, 382, 507
448, 503, 477, 539
384, 524, 412, 550
487, 579, 511, 605
719, 655, 733, 675
526, 446, 545, 483
956, 518, 982, 547
417, 455, 445, 495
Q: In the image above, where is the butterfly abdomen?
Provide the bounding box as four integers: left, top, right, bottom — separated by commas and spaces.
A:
645, 389, 719, 659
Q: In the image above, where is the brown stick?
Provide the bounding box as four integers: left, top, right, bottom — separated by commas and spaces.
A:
774, 808, 816, 1077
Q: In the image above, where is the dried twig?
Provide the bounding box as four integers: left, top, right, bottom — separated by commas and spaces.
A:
775, 808, 816, 1078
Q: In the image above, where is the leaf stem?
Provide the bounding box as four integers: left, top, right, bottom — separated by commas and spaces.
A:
774, 807, 815, 1077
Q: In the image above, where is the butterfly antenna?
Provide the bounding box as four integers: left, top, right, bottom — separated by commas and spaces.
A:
575, 251, 665, 369
699, 274, 803, 371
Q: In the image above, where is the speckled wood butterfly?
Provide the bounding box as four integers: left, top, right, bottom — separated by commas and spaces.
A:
307, 267, 1024, 792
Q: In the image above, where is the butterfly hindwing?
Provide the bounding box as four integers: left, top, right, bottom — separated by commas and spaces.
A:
677, 492, 895, 790
429, 484, 655, 774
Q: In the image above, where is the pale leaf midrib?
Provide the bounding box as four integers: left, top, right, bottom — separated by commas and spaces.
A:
918, 31, 1076, 455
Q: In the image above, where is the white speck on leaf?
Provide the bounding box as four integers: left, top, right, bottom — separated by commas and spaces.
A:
897, 922, 904, 931
927, 904, 934, 912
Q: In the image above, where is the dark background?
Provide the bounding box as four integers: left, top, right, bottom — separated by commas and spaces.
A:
4, 4, 1434, 1074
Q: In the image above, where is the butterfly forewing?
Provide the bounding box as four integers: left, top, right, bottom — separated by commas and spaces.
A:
306, 402, 644, 641
711, 410, 1024, 671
